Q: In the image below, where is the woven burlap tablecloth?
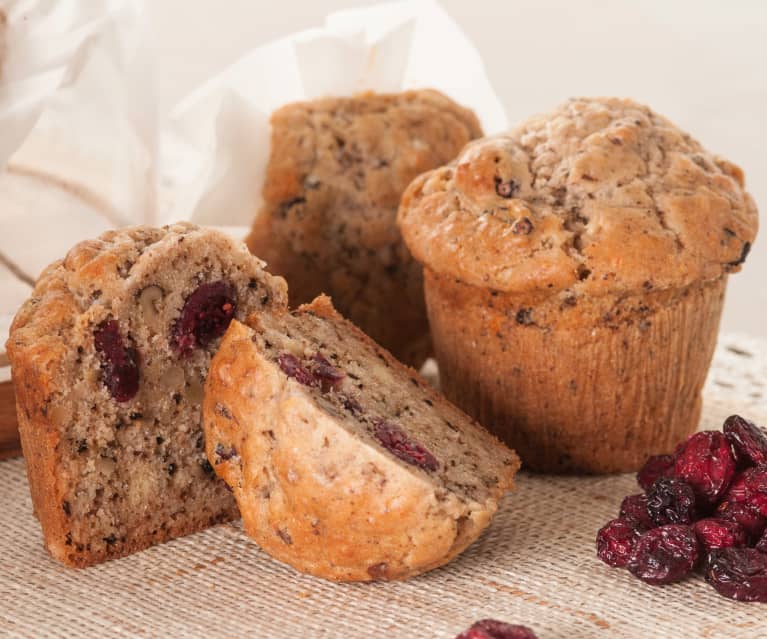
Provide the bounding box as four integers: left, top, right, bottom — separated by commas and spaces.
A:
1, 332, 766, 638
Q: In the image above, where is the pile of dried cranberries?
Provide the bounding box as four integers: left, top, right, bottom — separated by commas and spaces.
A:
596, 415, 767, 602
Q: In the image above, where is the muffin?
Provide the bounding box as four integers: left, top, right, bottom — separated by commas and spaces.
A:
204, 295, 518, 581
246, 90, 482, 367
398, 97, 759, 474
6, 223, 287, 566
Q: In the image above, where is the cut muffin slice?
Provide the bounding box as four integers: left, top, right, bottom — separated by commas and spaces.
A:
6, 223, 287, 566
203, 295, 519, 582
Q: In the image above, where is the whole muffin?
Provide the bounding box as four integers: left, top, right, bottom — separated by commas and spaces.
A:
398, 97, 759, 474
246, 90, 482, 367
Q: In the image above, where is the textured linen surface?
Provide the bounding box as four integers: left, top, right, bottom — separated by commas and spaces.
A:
0, 333, 765, 639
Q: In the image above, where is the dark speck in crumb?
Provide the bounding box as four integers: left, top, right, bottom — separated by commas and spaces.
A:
515, 308, 534, 326
129, 412, 143, 420
103, 534, 117, 545
156, 436, 164, 445
167, 463, 177, 476
76, 440, 88, 453
215, 403, 233, 420
214, 443, 237, 462
62, 501, 71, 516
200, 459, 214, 475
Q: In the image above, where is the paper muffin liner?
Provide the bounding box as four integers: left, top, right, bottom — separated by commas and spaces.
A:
423, 269, 728, 473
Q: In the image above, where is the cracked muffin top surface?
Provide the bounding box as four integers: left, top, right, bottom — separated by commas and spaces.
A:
398, 97, 759, 297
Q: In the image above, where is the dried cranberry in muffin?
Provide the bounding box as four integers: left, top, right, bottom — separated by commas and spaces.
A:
373, 420, 439, 472
172, 281, 237, 356
93, 319, 139, 402
277, 353, 316, 387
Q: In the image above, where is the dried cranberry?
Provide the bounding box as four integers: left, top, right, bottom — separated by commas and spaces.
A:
756, 530, 767, 554
673, 431, 736, 506
704, 548, 767, 602
716, 501, 767, 541
597, 518, 639, 568
93, 319, 139, 402
278, 353, 317, 387
627, 525, 699, 585
455, 620, 537, 639
646, 478, 697, 525
172, 281, 236, 355
619, 494, 655, 531
637, 454, 676, 491
722, 465, 767, 518
373, 420, 438, 472
693, 518, 747, 552
724, 415, 767, 468
310, 352, 345, 391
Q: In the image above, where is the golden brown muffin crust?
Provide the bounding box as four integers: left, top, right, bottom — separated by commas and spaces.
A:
399, 97, 758, 297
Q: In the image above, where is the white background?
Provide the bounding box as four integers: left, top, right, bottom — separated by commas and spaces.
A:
146, 0, 766, 337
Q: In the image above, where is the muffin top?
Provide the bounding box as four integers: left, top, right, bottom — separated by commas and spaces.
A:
398, 97, 759, 296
